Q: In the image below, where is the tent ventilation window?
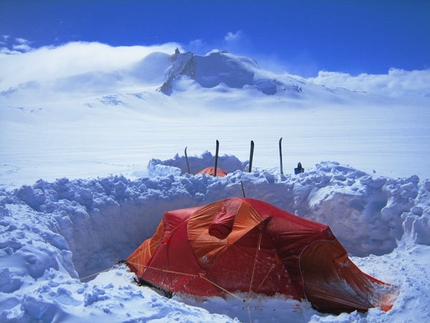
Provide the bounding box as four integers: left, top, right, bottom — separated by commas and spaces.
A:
208, 200, 242, 239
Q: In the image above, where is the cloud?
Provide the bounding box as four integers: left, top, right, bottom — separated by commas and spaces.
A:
0, 41, 180, 90
0, 35, 9, 46
0, 36, 34, 54
224, 30, 243, 42
15, 38, 31, 44
221, 30, 253, 57
307, 69, 430, 98
185, 31, 249, 56
186, 39, 210, 55
13, 38, 33, 52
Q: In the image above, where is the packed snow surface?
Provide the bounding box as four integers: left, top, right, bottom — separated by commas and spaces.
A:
1, 43, 430, 322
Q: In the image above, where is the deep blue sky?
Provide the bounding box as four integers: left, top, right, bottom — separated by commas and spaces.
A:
1, 0, 429, 76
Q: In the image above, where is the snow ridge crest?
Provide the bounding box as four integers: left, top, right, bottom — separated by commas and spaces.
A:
159, 49, 302, 96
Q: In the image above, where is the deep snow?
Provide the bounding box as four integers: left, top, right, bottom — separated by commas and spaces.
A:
1, 43, 430, 322
1, 157, 430, 322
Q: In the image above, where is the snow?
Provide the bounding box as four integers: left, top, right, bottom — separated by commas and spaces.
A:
1, 42, 430, 322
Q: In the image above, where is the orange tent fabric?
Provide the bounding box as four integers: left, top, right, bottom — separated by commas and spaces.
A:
195, 167, 227, 177
127, 198, 396, 314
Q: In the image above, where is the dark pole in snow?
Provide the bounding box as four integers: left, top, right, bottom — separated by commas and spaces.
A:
184, 146, 191, 174
214, 140, 219, 177
249, 140, 254, 172
279, 137, 284, 175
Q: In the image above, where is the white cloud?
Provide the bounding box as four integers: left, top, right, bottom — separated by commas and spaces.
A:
0, 36, 8, 47
13, 43, 33, 53
186, 39, 210, 55
15, 37, 30, 44
0, 36, 34, 54
224, 30, 243, 42
0, 41, 180, 90
308, 69, 430, 97
222, 30, 253, 57
184, 31, 247, 56
184, 31, 250, 56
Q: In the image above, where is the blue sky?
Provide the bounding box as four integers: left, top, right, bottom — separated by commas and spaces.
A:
1, 0, 429, 77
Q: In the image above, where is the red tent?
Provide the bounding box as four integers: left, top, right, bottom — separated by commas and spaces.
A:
195, 167, 227, 177
127, 198, 396, 313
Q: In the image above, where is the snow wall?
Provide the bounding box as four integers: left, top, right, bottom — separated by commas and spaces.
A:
1, 153, 429, 285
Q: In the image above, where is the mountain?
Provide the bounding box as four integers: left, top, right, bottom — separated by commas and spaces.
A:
1, 47, 368, 105
155, 49, 303, 96
0, 49, 305, 99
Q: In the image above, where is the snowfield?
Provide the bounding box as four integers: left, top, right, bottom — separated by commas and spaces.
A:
1, 43, 430, 322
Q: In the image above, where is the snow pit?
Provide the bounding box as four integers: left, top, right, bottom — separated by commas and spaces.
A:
1, 155, 429, 322
4, 155, 428, 280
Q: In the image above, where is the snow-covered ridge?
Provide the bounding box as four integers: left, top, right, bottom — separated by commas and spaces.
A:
0, 48, 307, 99
158, 49, 303, 96
1, 154, 429, 322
